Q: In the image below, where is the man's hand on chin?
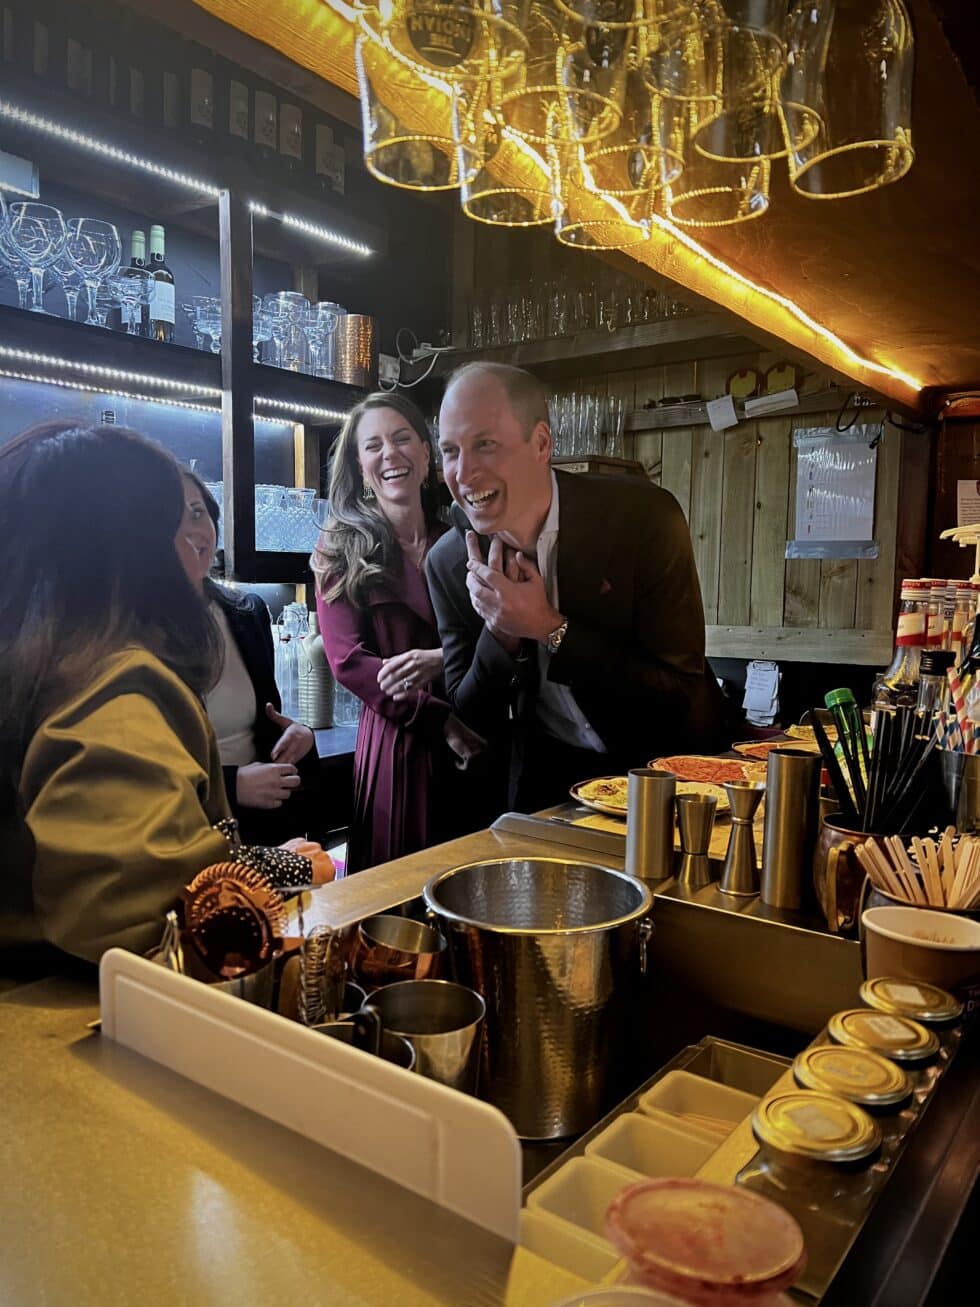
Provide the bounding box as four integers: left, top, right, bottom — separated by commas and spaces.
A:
464, 532, 562, 645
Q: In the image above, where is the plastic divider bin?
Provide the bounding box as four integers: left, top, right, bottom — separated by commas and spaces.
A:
585, 1111, 718, 1178
637, 1071, 758, 1140
520, 1207, 621, 1283
528, 1157, 641, 1242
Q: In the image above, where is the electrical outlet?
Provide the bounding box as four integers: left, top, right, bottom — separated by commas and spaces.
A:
379, 352, 399, 384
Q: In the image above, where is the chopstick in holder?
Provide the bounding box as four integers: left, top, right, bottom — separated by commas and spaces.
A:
879, 730, 938, 835
807, 710, 860, 826
865, 709, 894, 833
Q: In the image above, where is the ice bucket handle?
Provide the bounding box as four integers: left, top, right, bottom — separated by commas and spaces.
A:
638, 917, 655, 975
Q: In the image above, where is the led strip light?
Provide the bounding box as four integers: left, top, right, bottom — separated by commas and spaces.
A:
0, 366, 315, 426
0, 99, 219, 195
254, 394, 348, 422
249, 201, 372, 256
0, 345, 222, 396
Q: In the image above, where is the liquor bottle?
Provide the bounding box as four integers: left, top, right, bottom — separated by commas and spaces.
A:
873, 579, 930, 709
279, 102, 303, 177
924, 578, 947, 648
113, 229, 148, 336
951, 583, 975, 661
187, 47, 215, 146
253, 87, 278, 165
147, 225, 175, 344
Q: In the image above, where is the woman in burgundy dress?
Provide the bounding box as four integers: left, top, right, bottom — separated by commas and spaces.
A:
312, 393, 483, 872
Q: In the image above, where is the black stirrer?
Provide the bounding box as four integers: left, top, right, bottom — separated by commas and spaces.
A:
879, 730, 938, 834
807, 710, 859, 826
864, 708, 893, 833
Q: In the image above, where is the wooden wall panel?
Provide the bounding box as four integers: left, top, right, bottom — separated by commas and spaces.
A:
661, 430, 693, 518
690, 428, 725, 623
856, 428, 902, 630
717, 424, 757, 625
819, 559, 858, 629
751, 417, 791, 627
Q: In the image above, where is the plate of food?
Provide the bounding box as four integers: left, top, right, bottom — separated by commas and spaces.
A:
570, 775, 629, 816
649, 755, 767, 785
732, 739, 819, 760
785, 723, 837, 745
675, 780, 731, 812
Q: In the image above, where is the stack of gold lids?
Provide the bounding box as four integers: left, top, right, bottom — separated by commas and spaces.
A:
828, 1009, 940, 1064
859, 977, 963, 1026
333, 314, 378, 388
752, 1090, 881, 1167
793, 1045, 911, 1110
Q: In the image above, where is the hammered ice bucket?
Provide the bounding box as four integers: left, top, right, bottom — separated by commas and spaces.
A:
422, 858, 653, 1139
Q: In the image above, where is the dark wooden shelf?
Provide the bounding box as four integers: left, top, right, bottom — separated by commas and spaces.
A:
0, 302, 221, 397
0, 68, 385, 265
230, 550, 313, 585
250, 362, 364, 422
626, 386, 850, 432
418, 312, 757, 382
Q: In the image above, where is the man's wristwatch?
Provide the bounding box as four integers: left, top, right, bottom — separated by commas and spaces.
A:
544, 619, 569, 655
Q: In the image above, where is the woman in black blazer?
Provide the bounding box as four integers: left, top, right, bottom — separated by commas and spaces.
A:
179, 470, 320, 845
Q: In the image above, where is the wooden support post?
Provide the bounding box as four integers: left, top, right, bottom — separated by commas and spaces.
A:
219, 189, 255, 580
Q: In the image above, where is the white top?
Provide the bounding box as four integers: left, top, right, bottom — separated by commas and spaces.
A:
534, 471, 607, 754
205, 602, 258, 767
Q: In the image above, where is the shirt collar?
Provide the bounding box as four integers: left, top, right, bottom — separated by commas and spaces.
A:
539, 470, 561, 541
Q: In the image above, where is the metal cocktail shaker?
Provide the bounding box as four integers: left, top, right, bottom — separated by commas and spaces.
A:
761, 748, 822, 910
626, 768, 676, 880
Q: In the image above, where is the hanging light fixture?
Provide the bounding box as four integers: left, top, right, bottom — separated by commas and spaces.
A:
349, 0, 915, 244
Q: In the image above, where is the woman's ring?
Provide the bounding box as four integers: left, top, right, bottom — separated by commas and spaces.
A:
403, 678, 411, 691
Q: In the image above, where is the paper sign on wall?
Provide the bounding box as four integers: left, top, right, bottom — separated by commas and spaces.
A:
956, 480, 980, 527
785, 426, 880, 560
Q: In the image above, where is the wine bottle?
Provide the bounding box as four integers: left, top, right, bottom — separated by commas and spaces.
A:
279, 102, 303, 178
112, 229, 148, 336
147, 225, 175, 344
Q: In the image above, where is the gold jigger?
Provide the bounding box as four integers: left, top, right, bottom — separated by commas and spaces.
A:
719, 781, 766, 896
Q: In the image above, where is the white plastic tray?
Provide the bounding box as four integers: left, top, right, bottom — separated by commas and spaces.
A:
99, 949, 522, 1240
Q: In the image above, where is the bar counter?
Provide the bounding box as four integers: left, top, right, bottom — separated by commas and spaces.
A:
1, 820, 977, 1306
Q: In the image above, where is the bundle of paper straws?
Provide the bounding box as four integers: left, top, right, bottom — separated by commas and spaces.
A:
940, 665, 977, 754
856, 830, 980, 909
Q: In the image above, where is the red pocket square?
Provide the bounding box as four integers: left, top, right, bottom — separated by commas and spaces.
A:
600, 578, 613, 595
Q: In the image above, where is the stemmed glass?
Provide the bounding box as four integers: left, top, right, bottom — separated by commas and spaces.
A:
262, 291, 309, 369
49, 252, 87, 320
0, 190, 30, 309
302, 302, 339, 376
6, 203, 67, 312
109, 266, 153, 335
65, 218, 122, 325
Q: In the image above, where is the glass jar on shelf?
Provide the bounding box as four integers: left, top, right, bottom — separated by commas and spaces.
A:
826, 1008, 942, 1102
736, 1090, 883, 1298
791, 1043, 914, 1157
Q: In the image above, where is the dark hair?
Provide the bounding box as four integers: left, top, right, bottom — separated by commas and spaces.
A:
310, 392, 441, 606
0, 421, 222, 794
180, 466, 240, 610
443, 361, 550, 438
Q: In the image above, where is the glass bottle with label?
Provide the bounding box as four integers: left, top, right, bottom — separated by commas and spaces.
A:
279, 102, 303, 177
147, 225, 175, 344
253, 87, 278, 164
113, 230, 148, 336
188, 47, 215, 146
923, 578, 947, 649
873, 579, 930, 709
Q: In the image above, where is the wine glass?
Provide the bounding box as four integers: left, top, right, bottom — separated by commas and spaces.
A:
262, 292, 309, 368
0, 190, 31, 310
302, 302, 339, 376
66, 218, 122, 325
109, 267, 153, 334
6, 203, 67, 312
49, 251, 87, 320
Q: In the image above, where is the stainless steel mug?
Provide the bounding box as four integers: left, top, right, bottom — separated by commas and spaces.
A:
626, 768, 676, 880
761, 748, 821, 910
367, 979, 486, 1093
312, 1020, 417, 1071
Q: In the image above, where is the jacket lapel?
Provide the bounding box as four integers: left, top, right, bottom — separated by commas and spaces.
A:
554, 471, 616, 616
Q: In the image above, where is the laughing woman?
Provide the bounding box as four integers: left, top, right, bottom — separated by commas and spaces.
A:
312, 393, 483, 872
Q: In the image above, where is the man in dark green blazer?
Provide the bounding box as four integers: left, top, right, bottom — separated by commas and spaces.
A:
425, 362, 726, 813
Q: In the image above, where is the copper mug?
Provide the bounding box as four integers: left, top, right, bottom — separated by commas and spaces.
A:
350, 913, 447, 989
813, 814, 876, 936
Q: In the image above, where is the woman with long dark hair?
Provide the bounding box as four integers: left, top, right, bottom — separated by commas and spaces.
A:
312, 393, 482, 871
177, 469, 321, 846
0, 421, 329, 969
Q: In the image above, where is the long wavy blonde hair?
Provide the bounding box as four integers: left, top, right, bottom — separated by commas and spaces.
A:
310, 392, 442, 607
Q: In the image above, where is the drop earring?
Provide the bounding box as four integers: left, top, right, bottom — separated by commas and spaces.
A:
362, 478, 374, 501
